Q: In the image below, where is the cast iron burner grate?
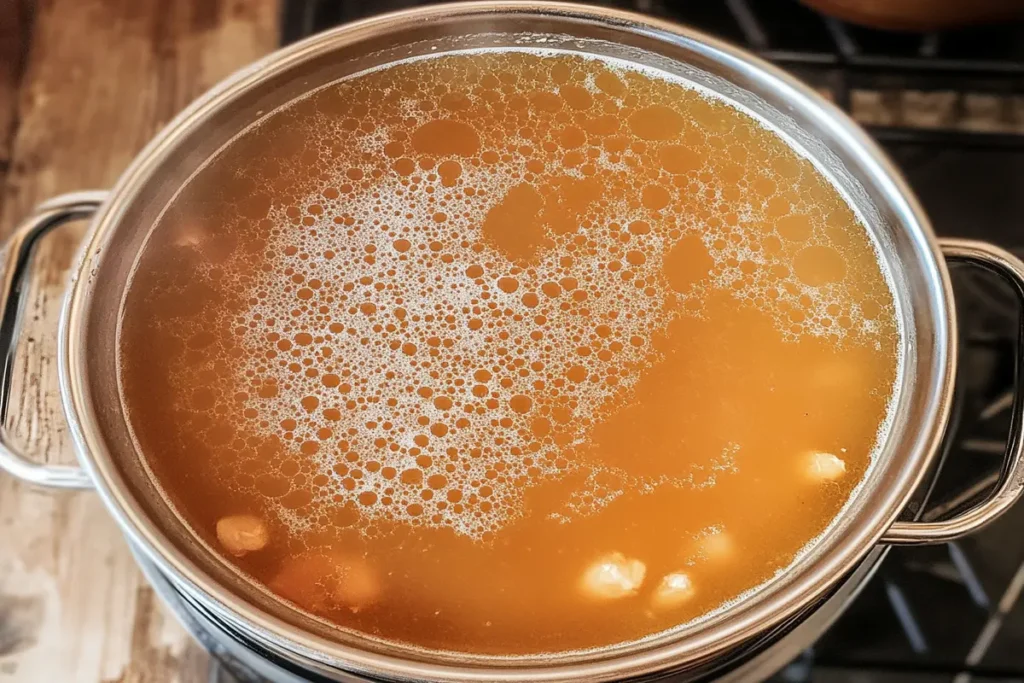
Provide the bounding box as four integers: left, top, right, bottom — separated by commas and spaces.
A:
273, 3, 1024, 681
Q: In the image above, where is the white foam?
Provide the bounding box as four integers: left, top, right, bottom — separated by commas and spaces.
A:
227, 152, 722, 538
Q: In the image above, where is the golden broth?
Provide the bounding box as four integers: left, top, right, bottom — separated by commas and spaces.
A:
119, 51, 899, 654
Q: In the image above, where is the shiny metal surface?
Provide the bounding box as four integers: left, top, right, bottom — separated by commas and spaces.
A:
0, 191, 106, 490
53, 3, 958, 673
882, 238, 1024, 545
0, 1, 1016, 681
131, 544, 324, 683
716, 546, 890, 682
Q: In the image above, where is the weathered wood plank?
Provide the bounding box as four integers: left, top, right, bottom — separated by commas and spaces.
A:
0, 1, 279, 681
0, 0, 34, 213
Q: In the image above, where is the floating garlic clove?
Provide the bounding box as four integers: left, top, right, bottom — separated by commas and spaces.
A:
651, 571, 695, 610
216, 514, 269, 556
172, 223, 206, 249
580, 552, 646, 599
697, 527, 734, 562
806, 451, 846, 481
270, 551, 380, 614
334, 555, 381, 613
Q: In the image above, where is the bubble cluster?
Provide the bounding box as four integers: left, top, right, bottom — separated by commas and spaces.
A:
126, 50, 897, 544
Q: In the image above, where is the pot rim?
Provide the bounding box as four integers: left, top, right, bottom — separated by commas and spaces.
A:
57, 2, 956, 681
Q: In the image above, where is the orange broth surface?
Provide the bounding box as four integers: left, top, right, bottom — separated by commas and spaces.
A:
118, 51, 900, 654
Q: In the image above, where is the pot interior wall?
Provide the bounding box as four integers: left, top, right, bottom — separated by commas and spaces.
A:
70, 5, 949, 674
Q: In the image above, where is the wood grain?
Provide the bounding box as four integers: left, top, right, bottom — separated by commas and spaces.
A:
0, 1, 279, 681
0, 0, 33, 209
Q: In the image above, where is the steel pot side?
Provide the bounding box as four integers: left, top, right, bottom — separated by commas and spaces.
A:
0, 3, 1023, 682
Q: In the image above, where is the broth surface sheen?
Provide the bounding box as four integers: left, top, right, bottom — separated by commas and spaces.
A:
119, 50, 900, 655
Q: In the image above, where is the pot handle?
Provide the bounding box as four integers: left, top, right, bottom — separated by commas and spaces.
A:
0, 191, 107, 490
883, 237, 1024, 545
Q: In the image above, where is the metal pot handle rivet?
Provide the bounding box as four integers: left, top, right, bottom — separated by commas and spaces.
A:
883, 237, 1024, 545
0, 191, 108, 490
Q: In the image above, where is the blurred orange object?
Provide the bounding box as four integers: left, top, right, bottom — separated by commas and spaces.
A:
800, 0, 1024, 31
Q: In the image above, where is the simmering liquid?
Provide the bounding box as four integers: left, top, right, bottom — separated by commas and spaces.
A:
119, 51, 899, 654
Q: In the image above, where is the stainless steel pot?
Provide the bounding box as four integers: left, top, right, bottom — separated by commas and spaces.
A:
129, 539, 890, 682
3, 3, 1024, 682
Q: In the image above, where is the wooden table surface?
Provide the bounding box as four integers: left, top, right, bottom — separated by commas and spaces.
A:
0, 1, 280, 680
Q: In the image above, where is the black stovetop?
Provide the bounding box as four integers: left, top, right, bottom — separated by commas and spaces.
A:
280, 3, 1024, 680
